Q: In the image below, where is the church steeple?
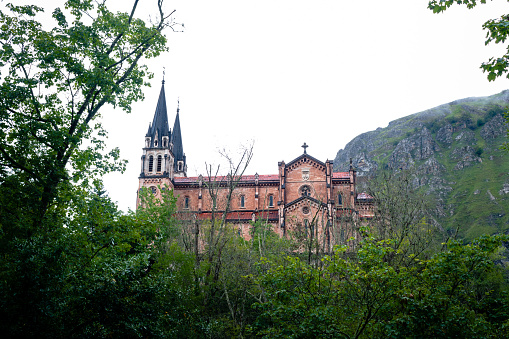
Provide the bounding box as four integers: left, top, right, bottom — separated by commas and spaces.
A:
171, 98, 187, 176
145, 81, 170, 148
138, 80, 174, 207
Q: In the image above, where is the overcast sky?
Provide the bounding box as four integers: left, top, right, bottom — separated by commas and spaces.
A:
19, 0, 509, 211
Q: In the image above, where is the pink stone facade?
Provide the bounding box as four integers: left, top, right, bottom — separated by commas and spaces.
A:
138, 151, 374, 241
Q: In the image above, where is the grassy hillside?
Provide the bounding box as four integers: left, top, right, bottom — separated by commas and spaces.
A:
334, 90, 509, 241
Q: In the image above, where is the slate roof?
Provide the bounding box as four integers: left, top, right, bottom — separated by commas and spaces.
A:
146, 82, 170, 148
171, 105, 185, 172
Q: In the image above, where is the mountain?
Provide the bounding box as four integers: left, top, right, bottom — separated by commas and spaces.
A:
333, 90, 509, 241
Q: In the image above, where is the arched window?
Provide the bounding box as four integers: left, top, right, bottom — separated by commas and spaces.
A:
338, 193, 342, 205
157, 155, 162, 172
300, 185, 311, 197
148, 155, 154, 172
240, 195, 245, 208
184, 196, 190, 209
154, 139, 158, 147
269, 195, 274, 207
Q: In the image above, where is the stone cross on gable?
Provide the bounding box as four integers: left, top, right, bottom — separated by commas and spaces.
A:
302, 142, 308, 154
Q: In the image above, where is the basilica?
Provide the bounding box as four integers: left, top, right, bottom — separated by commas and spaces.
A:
137, 82, 373, 239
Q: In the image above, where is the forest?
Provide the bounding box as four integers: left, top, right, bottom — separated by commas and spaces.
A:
1, 1, 509, 338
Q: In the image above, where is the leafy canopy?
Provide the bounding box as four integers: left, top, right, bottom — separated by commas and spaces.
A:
428, 0, 509, 81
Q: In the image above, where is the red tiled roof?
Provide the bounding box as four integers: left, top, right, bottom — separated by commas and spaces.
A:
174, 174, 279, 184
174, 172, 349, 183
173, 177, 199, 183
332, 172, 350, 179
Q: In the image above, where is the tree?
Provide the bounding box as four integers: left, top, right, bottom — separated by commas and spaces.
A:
366, 170, 443, 267
0, 1, 182, 336
428, 0, 509, 82
0, 0, 176, 233
252, 232, 509, 338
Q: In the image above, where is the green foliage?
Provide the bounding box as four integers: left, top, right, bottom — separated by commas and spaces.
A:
475, 145, 484, 157
425, 119, 443, 134
0, 180, 186, 337
428, 0, 509, 82
0, 1, 183, 336
443, 153, 509, 240
0, 0, 170, 230
253, 232, 509, 338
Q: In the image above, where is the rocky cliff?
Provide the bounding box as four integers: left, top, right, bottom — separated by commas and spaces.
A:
334, 90, 509, 240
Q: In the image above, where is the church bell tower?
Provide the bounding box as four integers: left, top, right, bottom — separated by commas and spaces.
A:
137, 80, 186, 205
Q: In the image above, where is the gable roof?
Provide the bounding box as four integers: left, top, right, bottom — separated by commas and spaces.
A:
285, 195, 327, 209
286, 153, 326, 169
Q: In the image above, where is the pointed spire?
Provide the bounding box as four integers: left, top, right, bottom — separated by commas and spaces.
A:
171, 99, 185, 172
146, 81, 170, 147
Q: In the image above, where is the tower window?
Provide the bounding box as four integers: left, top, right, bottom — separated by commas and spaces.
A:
148, 155, 154, 172
178, 161, 183, 172
157, 155, 162, 172
154, 139, 158, 147
269, 195, 274, 207
240, 195, 245, 208
184, 196, 190, 209
150, 186, 157, 195
338, 193, 342, 205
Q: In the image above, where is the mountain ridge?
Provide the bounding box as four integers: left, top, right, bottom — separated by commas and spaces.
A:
333, 90, 509, 240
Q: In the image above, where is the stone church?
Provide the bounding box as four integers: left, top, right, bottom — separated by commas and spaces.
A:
137, 82, 373, 239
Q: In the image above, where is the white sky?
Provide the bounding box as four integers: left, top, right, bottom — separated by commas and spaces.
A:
12, 0, 509, 211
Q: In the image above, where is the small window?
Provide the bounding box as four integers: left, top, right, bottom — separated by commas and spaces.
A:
304, 219, 309, 238
150, 186, 157, 195
300, 185, 311, 197
338, 193, 342, 205
154, 139, 158, 147
163, 138, 167, 147
240, 195, 245, 208
184, 196, 190, 209
302, 206, 310, 214
148, 155, 154, 172
269, 195, 274, 207
157, 155, 162, 172
178, 161, 183, 172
